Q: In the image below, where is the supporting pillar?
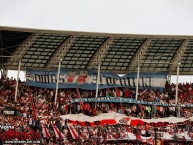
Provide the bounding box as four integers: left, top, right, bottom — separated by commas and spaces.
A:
95, 64, 101, 109
127, 39, 151, 72
169, 39, 189, 73
54, 59, 62, 105
87, 38, 114, 69
175, 63, 180, 105
46, 35, 76, 68
96, 64, 101, 98
135, 65, 140, 100
15, 61, 21, 102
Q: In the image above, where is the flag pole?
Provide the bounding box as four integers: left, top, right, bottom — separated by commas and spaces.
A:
30, 92, 37, 120
175, 63, 180, 105
55, 59, 62, 105
95, 64, 101, 109
135, 65, 140, 100
15, 61, 21, 102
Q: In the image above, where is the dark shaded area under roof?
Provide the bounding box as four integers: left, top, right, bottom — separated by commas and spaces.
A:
0, 30, 32, 65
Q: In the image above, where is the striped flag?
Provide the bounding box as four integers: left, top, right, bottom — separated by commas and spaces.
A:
137, 135, 154, 144
68, 124, 88, 140
52, 123, 65, 138
107, 133, 113, 140
68, 124, 78, 139
146, 137, 154, 145
41, 123, 50, 138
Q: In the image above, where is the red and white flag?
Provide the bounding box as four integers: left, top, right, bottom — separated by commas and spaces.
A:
52, 123, 65, 138
41, 123, 50, 139
146, 137, 154, 145
68, 124, 78, 139
67, 124, 88, 140
107, 133, 114, 140
137, 135, 154, 144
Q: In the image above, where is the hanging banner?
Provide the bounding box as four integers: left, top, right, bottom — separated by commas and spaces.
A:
26, 68, 167, 90
61, 113, 190, 128
70, 97, 193, 107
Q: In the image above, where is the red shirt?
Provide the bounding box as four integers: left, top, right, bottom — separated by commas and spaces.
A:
116, 90, 120, 97
77, 76, 87, 83
125, 90, 130, 98
84, 103, 89, 111
67, 76, 74, 83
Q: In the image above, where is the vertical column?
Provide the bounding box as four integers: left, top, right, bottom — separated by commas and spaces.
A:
55, 59, 62, 105
15, 61, 21, 102
95, 64, 101, 109
175, 63, 180, 105
135, 65, 140, 100
95, 64, 101, 98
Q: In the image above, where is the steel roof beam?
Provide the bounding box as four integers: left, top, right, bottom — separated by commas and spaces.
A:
4, 33, 39, 67
127, 39, 152, 72
45, 35, 76, 68
87, 37, 114, 69
169, 39, 189, 73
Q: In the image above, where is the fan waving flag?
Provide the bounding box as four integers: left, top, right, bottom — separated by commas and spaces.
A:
68, 124, 78, 139
52, 123, 65, 138
41, 123, 50, 139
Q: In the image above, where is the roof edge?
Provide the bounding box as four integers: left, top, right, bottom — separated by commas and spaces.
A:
1, 26, 193, 39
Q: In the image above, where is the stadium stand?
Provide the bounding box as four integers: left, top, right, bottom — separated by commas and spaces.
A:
0, 27, 193, 144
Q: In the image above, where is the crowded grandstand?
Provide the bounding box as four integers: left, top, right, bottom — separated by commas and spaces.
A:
0, 27, 193, 144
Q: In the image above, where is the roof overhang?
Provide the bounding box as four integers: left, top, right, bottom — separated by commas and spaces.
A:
1, 26, 193, 75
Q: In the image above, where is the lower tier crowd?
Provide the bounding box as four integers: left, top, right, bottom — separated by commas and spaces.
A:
0, 76, 193, 144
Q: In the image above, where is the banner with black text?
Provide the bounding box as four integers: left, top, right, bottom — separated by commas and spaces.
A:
26, 68, 167, 90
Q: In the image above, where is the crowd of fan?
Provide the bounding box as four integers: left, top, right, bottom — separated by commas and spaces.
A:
71, 123, 193, 144
0, 76, 193, 144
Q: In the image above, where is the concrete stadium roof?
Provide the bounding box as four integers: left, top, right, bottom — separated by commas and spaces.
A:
1, 26, 193, 75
